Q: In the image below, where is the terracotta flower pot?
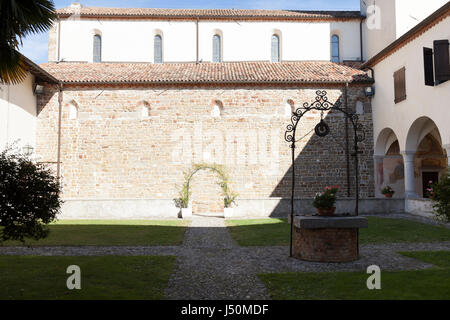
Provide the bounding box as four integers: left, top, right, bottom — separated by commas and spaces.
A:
316, 207, 336, 216
384, 193, 393, 198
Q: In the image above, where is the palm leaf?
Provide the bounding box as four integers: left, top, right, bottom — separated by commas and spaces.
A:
0, 0, 56, 84
0, 45, 28, 84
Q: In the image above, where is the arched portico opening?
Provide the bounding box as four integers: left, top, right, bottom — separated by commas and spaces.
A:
404, 117, 447, 198
374, 128, 404, 197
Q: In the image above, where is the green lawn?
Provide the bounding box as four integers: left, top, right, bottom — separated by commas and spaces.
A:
226, 217, 450, 246
259, 251, 450, 300
0, 255, 176, 299
1, 220, 188, 246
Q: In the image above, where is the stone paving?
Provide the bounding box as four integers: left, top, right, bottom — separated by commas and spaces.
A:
1, 214, 450, 300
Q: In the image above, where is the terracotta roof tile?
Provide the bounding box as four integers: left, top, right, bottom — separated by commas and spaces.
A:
40, 61, 372, 85
56, 7, 362, 20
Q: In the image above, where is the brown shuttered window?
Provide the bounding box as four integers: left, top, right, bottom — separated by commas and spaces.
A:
423, 47, 434, 86
434, 39, 450, 84
394, 67, 406, 104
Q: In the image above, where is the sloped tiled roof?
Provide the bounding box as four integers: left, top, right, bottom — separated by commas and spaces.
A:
40, 61, 372, 85
56, 7, 362, 21
362, 2, 450, 68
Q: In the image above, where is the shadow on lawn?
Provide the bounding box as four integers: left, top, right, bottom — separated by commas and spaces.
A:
0, 224, 188, 246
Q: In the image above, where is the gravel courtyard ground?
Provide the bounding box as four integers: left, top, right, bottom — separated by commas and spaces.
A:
1, 214, 449, 299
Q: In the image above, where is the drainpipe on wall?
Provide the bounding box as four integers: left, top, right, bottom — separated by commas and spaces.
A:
56, 82, 63, 181
360, 19, 364, 61
196, 17, 199, 63
5, 85, 10, 147
57, 18, 61, 62
344, 81, 351, 197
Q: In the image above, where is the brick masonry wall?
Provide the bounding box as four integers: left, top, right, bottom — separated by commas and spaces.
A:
36, 84, 374, 213
294, 227, 359, 262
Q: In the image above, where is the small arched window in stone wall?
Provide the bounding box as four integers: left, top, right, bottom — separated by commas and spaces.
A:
211, 100, 223, 118
138, 100, 151, 119
284, 99, 295, 117
68, 100, 79, 120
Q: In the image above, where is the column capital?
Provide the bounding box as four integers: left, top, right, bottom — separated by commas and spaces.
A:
443, 144, 450, 154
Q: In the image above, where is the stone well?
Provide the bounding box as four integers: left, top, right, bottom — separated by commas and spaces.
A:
292, 216, 368, 262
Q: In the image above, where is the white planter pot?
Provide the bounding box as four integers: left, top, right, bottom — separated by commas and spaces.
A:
181, 207, 192, 219
224, 207, 234, 218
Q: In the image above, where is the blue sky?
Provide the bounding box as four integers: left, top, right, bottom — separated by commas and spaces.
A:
20, 0, 360, 64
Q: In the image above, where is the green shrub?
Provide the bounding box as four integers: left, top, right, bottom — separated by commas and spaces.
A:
429, 168, 450, 222
0, 146, 62, 243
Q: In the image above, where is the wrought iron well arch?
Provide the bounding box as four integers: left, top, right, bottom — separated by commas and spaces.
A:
284, 90, 365, 257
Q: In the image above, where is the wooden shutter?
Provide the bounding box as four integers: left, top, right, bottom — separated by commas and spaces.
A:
212, 35, 221, 63
393, 67, 406, 104
93, 35, 101, 63
433, 39, 450, 84
154, 35, 162, 64
423, 47, 434, 86
271, 34, 280, 62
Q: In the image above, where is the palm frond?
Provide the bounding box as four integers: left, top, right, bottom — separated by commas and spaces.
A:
0, 0, 56, 84
0, 45, 28, 84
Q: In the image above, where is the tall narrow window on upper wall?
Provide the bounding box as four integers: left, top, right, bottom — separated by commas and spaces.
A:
93, 34, 102, 63
331, 35, 339, 63
212, 34, 221, 62
154, 35, 163, 64
271, 34, 280, 62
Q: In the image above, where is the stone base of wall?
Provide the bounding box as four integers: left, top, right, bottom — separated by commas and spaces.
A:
58, 197, 405, 219
406, 199, 434, 218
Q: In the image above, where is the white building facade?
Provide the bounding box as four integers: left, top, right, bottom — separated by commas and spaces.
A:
48, 4, 364, 64
363, 2, 450, 216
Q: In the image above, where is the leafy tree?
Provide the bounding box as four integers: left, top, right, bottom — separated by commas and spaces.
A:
0, 146, 62, 243
0, 0, 56, 84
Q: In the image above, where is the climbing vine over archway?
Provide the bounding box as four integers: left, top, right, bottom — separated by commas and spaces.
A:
175, 163, 238, 209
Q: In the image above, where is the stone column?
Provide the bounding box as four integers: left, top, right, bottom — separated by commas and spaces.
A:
373, 155, 384, 197
444, 144, 450, 167
401, 151, 418, 199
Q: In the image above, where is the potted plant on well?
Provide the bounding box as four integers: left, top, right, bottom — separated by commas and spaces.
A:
381, 186, 395, 198
312, 186, 339, 216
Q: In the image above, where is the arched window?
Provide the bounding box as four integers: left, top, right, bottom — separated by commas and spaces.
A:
271, 34, 280, 62
211, 100, 223, 117
331, 35, 340, 63
93, 34, 102, 63
284, 99, 294, 117
68, 100, 78, 120
154, 34, 163, 64
212, 34, 221, 62
138, 100, 151, 118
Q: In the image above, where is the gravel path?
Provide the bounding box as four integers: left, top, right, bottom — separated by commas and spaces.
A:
164, 216, 271, 300
1, 215, 450, 300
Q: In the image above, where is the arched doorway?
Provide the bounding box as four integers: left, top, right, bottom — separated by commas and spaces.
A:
405, 117, 447, 198
374, 128, 404, 197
